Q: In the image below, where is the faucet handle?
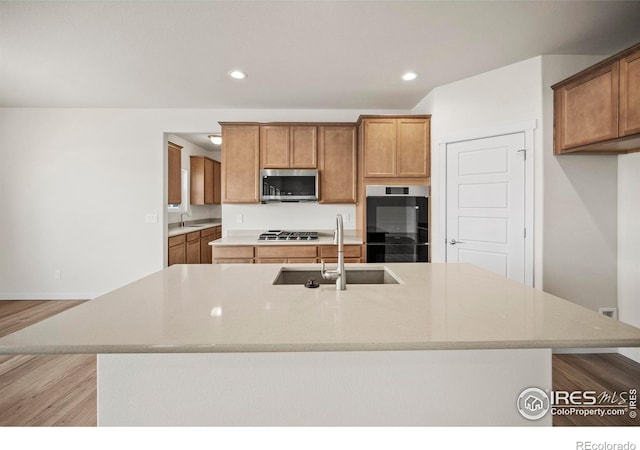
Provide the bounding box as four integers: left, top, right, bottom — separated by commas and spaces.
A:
320, 260, 337, 280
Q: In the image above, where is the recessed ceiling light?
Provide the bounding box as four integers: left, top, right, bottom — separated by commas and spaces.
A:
208, 134, 222, 145
402, 72, 418, 81
228, 70, 247, 80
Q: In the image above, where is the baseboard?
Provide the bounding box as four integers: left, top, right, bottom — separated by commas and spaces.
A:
552, 348, 618, 354
619, 348, 640, 364
0, 293, 99, 300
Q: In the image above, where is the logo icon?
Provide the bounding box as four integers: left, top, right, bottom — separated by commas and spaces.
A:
517, 387, 550, 420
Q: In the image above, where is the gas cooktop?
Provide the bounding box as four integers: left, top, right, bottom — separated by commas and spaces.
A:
258, 230, 319, 241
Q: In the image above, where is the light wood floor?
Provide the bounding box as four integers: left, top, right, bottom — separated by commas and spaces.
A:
0, 301, 96, 426
0, 300, 638, 426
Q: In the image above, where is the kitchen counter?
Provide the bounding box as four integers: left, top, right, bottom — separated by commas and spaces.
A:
1, 263, 638, 354
209, 230, 363, 246
4, 262, 638, 426
167, 219, 221, 237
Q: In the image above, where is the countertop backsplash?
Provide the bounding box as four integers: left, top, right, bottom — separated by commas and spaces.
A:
221, 203, 357, 233
168, 204, 221, 225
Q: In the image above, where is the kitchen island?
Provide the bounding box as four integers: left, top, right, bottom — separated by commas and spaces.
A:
1, 263, 639, 426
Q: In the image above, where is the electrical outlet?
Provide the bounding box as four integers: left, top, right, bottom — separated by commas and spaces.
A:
145, 214, 159, 223
54, 270, 61, 280
598, 307, 618, 319
236, 213, 243, 224
345, 213, 351, 222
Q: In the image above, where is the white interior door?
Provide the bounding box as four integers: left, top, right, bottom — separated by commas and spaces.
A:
446, 132, 526, 282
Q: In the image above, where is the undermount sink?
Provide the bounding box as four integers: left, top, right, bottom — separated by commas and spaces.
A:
272, 267, 401, 286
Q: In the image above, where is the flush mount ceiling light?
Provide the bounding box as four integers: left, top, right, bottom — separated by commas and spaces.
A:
209, 134, 222, 145
402, 72, 418, 81
228, 70, 247, 80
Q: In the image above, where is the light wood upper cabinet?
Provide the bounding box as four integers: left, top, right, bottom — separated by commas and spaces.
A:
361, 116, 430, 178
190, 156, 217, 205
167, 142, 182, 205
260, 126, 290, 168
363, 118, 396, 177
290, 126, 317, 168
221, 125, 260, 203
318, 126, 357, 203
397, 118, 430, 177
260, 125, 317, 169
554, 62, 619, 153
620, 47, 640, 137
553, 41, 640, 154
213, 160, 221, 204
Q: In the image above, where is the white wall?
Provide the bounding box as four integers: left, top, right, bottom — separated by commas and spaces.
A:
165, 133, 220, 225
618, 153, 640, 362
413, 55, 621, 315
0, 107, 404, 299
540, 55, 618, 313
223, 203, 356, 233
412, 56, 543, 286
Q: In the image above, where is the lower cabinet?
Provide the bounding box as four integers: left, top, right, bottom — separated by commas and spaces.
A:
168, 235, 186, 266
212, 244, 363, 264
319, 245, 361, 262
168, 225, 222, 266
200, 226, 221, 264
255, 245, 317, 264
212, 246, 255, 264
186, 231, 201, 264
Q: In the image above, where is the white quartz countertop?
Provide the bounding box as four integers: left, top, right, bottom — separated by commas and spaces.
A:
1, 263, 639, 354
168, 220, 222, 237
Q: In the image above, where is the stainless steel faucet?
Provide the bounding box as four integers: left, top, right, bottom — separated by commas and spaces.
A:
321, 214, 346, 290
180, 212, 190, 227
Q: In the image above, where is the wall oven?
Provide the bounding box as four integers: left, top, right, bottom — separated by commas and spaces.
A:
366, 185, 429, 263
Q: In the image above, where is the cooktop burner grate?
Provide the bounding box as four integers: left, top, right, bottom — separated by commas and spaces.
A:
258, 230, 319, 241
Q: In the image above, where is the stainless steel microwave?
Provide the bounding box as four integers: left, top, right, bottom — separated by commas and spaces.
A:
260, 169, 319, 203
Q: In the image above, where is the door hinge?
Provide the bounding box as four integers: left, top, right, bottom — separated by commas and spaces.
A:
517, 149, 526, 160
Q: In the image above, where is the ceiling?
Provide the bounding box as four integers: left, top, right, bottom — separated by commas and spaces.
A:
1, 1, 640, 111
179, 133, 221, 153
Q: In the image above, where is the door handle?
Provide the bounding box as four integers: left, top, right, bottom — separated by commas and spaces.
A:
449, 239, 464, 245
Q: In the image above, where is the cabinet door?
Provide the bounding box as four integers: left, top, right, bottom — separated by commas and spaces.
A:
190, 156, 206, 205
204, 158, 214, 204
199, 238, 211, 264
168, 244, 186, 266
287, 258, 318, 264
318, 126, 357, 203
319, 245, 361, 259
222, 125, 260, 203
555, 62, 619, 153
290, 126, 317, 168
255, 245, 317, 259
256, 258, 288, 264
168, 235, 186, 266
260, 126, 290, 168
213, 246, 255, 260
620, 48, 640, 137
168, 142, 182, 205
186, 239, 201, 264
397, 118, 430, 177
363, 119, 396, 177
213, 160, 221, 204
